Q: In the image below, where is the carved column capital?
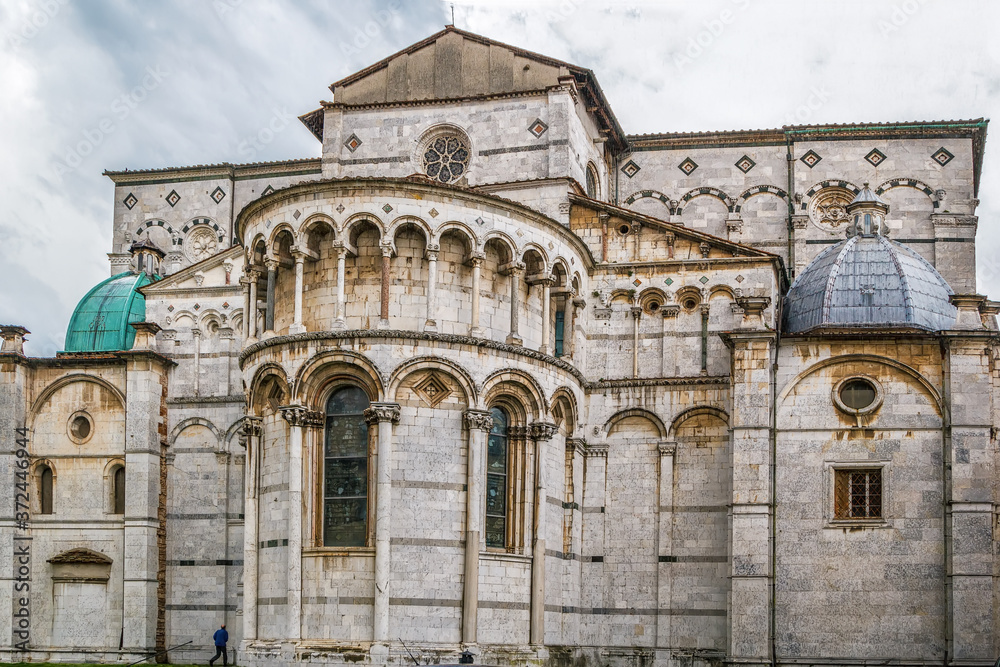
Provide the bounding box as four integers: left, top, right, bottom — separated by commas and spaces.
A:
363, 402, 401, 425
468, 252, 485, 268
630, 306, 643, 319
508, 425, 530, 440
500, 261, 526, 277
240, 416, 263, 440
566, 437, 587, 454
583, 442, 609, 458
530, 422, 558, 441
264, 258, 280, 272
279, 405, 325, 428
464, 409, 494, 432
662, 304, 681, 318
658, 440, 677, 457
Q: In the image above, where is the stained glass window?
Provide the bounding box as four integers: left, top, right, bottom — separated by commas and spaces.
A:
485, 407, 509, 548
423, 135, 470, 184
324, 386, 370, 546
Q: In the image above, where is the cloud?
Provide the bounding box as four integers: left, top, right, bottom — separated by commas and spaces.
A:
2, 0, 999, 355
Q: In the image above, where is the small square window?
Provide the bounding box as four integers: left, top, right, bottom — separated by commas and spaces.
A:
834, 468, 882, 519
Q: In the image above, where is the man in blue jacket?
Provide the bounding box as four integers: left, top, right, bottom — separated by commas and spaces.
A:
209, 624, 229, 666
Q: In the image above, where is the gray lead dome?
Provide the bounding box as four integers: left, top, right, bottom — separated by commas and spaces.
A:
783, 235, 958, 333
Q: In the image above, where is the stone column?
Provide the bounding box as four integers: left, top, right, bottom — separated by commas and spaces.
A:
724, 296, 775, 662
662, 305, 680, 376
264, 259, 278, 334
570, 297, 586, 368
631, 306, 642, 378
656, 440, 676, 647
463, 410, 494, 644
943, 295, 995, 661
503, 262, 526, 346
424, 245, 439, 333
191, 328, 202, 396
530, 421, 557, 645
247, 270, 260, 343
278, 406, 323, 641
377, 245, 392, 329
240, 275, 252, 340
539, 278, 554, 355
469, 253, 485, 337
239, 417, 263, 642
290, 249, 306, 335
219, 327, 234, 396
334, 243, 348, 330
364, 403, 401, 643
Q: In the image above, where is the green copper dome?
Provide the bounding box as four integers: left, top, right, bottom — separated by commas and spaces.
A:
64, 272, 153, 352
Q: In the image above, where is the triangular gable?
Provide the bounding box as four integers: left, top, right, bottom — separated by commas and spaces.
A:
141, 245, 244, 294
568, 194, 779, 260
301, 27, 626, 151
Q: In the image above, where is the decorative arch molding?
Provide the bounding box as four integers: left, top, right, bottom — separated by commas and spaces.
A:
28, 374, 126, 428
609, 288, 635, 305
521, 243, 550, 272
802, 179, 861, 210
342, 212, 386, 245
482, 231, 519, 262
668, 405, 730, 437
676, 187, 733, 215
267, 223, 298, 253
134, 219, 180, 246
777, 354, 943, 415
734, 185, 789, 214
181, 217, 225, 243
432, 221, 479, 254
708, 284, 736, 300
102, 457, 126, 478
169, 417, 223, 447
875, 178, 939, 207
292, 349, 385, 409
549, 386, 580, 434
299, 213, 338, 240
482, 368, 546, 420
249, 362, 290, 401
388, 215, 433, 245
605, 408, 668, 439
387, 355, 477, 406
622, 189, 673, 212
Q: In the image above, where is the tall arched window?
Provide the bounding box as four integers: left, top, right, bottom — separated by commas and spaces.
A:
112, 466, 126, 515
39, 465, 53, 515
585, 163, 600, 199
324, 386, 371, 547
486, 407, 509, 548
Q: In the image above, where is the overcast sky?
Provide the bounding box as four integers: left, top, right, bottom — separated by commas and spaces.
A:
2, 0, 999, 356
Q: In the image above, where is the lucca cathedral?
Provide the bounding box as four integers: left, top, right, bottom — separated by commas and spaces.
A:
1, 27, 998, 667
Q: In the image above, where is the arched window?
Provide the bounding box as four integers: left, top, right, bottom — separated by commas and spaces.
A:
485, 407, 509, 548
112, 466, 126, 515
39, 465, 53, 515
324, 386, 371, 547
585, 163, 599, 199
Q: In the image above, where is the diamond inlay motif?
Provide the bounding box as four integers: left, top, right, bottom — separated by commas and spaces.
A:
865, 148, 887, 167
428, 208, 439, 218
932, 147, 954, 166
800, 150, 822, 168
632, 279, 642, 287
699, 276, 709, 284
293, 209, 301, 220
735, 274, 745, 283
475, 216, 485, 225
735, 155, 756, 173
664, 277, 673, 286
336, 203, 345, 213
344, 133, 363, 152
211, 186, 226, 203
382, 204, 393, 213
413, 372, 452, 407
621, 160, 641, 178
528, 118, 548, 137
678, 157, 699, 175
166, 190, 181, 207
123, 192, 138, 210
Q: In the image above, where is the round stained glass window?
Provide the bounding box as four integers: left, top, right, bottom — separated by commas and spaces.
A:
423, 135, 470, 183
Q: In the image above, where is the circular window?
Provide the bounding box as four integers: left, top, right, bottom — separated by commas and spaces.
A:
68, 412, 94, 444
618, 224, 631, 236
833, 376, 883, 417
423, 135, 470, 183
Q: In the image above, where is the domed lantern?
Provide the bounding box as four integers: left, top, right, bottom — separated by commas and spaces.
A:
846, 182, 889, 237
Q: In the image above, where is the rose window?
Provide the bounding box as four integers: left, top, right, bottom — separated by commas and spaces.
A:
187, 228, 219, 261
423, 136, 470, 183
